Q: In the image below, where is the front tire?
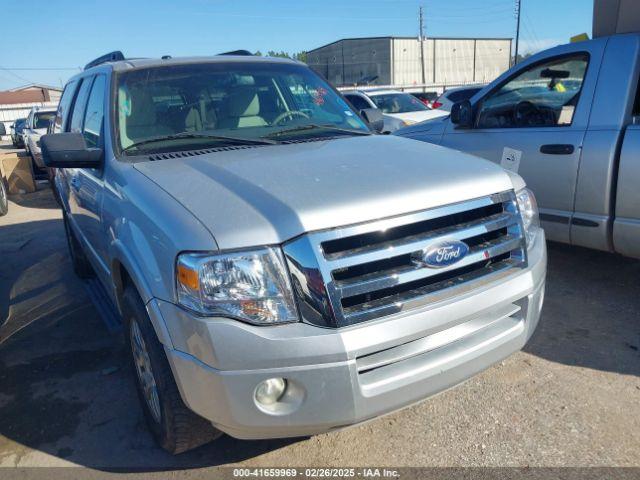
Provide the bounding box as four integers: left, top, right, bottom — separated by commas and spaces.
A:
122, 286, 222, 454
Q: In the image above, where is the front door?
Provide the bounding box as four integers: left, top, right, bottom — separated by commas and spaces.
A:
67, 74, 110, 280
439, 48, 602, 243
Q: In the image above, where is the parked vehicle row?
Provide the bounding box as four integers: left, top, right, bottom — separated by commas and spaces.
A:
41, 50, 546, 454
343, 89, 447, 132
9, 118, 26, 147
396, 32, 640, 259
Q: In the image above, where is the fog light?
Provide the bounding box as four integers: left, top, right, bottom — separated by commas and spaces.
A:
255, 378, 287, 406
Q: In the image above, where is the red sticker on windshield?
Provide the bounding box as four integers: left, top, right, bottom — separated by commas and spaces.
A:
313, 87, 328, 105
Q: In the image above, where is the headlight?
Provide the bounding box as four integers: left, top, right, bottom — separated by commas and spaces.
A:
516, 188, 540, 247
176, 247, 298, 325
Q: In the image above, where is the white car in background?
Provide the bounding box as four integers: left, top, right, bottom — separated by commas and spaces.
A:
23, 106, 57, 169
343, 89, 447, 133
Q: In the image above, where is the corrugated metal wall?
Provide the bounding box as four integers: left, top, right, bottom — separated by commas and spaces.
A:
308, 38, 392, 86
392, 39, 434, 85
474, 39, 511, 83
310, 37, 511, 87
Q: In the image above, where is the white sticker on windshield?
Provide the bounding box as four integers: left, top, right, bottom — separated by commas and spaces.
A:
501, 147, 522, 173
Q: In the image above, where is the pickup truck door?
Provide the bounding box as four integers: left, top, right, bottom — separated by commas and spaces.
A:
438, 42, 606, 244
613, 124, 640, 258
66, 74, 110, 280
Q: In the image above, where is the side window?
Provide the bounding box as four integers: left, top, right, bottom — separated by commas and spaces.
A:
54, 80, 78, 134
69, 77, 93, 133
82, 75, 106, 149
477, 54, 589, 129
345, 94, 370, 111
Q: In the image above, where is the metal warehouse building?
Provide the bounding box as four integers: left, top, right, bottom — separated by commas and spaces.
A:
307, 37, 512, 87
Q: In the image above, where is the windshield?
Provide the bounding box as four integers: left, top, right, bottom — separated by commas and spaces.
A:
116, 62, 369, 153
34, 112, 55, 129
369, 93, 428, 114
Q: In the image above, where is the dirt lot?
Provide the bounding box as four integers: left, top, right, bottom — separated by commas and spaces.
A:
0, 181, 639, 474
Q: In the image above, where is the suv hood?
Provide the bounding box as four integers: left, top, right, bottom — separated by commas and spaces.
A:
134, 135, 515, 250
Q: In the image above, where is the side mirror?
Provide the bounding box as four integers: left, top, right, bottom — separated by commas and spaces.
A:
0, 123, 6, 136
360, 108, 384, 133
450, 100, 474, 129
41, 133, 103, 168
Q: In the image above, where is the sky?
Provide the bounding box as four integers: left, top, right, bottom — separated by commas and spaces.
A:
0, 0, 593, 90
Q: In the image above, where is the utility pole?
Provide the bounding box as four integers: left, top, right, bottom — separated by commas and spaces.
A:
419, 6, 426, 85
514, 0, 522, 65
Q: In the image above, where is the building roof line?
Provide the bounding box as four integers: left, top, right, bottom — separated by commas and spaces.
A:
307, 36, 512, 54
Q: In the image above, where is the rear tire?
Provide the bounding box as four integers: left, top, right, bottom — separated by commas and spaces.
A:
0, 179, 8, 217
62, 213, 94, 278
122, 286, 222, 454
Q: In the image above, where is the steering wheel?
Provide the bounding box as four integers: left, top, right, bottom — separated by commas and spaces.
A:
273, 110, 310, 126
513, 101, 540, 126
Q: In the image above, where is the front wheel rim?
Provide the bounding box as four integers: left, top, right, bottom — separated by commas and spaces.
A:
130, 319, 162, 423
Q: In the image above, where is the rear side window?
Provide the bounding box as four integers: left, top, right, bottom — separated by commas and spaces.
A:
54, 80, 78, 134
82, 75, 106, 148
69, 78, 93, 133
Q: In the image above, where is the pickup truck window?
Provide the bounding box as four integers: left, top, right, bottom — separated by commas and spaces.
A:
115, 62, 369, 154
34, 111, 56, 130
477, 54, 589, 129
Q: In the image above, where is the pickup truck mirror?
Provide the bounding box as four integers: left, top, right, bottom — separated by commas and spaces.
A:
451, 100, 474, 129
360, 108, 384, 133
41, 133, 103, 168
0, 123, 5, 136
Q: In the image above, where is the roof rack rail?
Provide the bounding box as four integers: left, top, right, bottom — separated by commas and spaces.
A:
84, 51, 125, 70
217, 50, 253, 56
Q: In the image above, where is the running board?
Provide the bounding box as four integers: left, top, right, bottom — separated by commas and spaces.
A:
84, 278, 123, 333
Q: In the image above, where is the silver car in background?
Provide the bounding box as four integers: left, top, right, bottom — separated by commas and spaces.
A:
23, 106, 57, 168
397, 33, 640, 259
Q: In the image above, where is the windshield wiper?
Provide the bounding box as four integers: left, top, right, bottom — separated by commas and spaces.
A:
263, 124, 372, 139
122, 132, 279, 153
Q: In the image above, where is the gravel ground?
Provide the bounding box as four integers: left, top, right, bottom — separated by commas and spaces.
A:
0, 183, 638, 476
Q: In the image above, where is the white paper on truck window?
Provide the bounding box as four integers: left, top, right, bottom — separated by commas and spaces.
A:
501, 147, 522, 173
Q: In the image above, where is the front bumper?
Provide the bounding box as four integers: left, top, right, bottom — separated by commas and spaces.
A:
154, 231, 546, 440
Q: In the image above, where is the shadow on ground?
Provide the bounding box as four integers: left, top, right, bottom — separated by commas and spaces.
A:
0, 188, 638, 470
524, 242, 640, 377
0, 191, 298, 470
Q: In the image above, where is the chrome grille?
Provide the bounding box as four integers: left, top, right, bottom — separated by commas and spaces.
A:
283, 191, 527, 328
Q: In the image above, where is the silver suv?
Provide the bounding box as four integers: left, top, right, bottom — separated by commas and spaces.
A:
42, 51, 546, 454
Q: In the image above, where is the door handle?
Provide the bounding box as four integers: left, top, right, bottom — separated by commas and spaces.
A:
540, 144, 575, 155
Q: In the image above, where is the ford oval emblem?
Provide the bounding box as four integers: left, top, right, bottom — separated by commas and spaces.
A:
413, 240, 469, 268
